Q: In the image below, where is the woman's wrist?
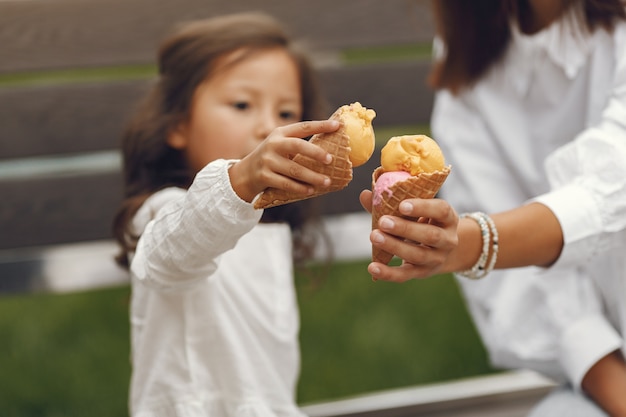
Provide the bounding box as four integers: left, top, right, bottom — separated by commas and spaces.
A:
453, 213, 499, 279
445, 216, 483, 274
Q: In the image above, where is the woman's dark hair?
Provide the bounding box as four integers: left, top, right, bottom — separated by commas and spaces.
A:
429, 0, 626, 93
112, 12, 328, 268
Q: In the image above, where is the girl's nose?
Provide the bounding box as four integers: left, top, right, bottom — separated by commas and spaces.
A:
255, 110, 279, 140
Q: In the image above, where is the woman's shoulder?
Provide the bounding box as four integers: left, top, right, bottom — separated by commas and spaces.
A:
611, 19, 626, 53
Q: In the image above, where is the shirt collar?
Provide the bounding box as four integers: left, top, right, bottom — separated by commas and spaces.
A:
507, 6, 592, 94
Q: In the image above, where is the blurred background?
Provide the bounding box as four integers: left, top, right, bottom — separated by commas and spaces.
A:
0, 0, 516, 415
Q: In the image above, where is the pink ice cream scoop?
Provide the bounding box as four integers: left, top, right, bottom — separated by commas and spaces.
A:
372, 171, 412, 206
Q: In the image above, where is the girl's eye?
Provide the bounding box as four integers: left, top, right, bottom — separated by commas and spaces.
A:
233, 101, 249, 110
279, 111, 297, 121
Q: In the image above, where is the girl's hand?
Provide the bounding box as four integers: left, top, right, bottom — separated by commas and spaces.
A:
229, 120, 340, 202
360, 190, 459, 282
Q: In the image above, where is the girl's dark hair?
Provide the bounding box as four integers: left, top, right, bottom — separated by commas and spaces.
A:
112, 12, 328, 268
429, 0, 626, 94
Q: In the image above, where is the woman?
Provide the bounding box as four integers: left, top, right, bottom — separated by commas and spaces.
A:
361, 0, 626, 415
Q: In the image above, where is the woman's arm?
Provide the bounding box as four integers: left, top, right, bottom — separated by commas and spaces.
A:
465, 202, 563, 270
582, 350, 626, 417
361, 189, 563, 282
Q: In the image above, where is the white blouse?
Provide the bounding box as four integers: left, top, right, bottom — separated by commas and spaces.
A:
128, 159, 306, 417
432, 9, 626, 389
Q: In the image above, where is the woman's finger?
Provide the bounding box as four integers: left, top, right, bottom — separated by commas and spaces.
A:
359, 190, 373, 213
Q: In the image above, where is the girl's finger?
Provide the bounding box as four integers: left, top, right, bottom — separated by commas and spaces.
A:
260, 169, 316, 196
277, 159, 331, 188
275, 121, 341, 163
279, 120, 341, 138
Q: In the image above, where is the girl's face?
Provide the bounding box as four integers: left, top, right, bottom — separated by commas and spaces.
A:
167, 48, 303, 174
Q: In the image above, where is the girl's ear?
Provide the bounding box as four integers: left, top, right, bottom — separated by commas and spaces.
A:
166, 123, 189, 150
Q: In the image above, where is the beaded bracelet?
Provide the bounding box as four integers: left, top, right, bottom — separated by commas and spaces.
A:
458, 212, 498, 280
483, 213, 499, 275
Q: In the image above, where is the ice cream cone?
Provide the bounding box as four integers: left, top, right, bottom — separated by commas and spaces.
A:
253, 109, 356, 209
371, 165, 451, 264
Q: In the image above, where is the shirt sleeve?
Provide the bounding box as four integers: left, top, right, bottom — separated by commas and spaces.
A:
528, 26, 626, 389
559, 315, 622, 389
130, 159, 263, 289
523, 171, 626, 387
534, 128, 626, 268
457, 263, 620, 390
533, 25, 626, 268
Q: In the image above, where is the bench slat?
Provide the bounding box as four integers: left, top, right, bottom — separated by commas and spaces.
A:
0, 173, 122, 250
0, 62, 433, 160
0, 152, 382, 250
319, 61, 433, 128
0, 81, 148, 160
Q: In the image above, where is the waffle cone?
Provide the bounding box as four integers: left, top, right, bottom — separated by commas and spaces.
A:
253, 111, 353, 209
371, 165, 451, 264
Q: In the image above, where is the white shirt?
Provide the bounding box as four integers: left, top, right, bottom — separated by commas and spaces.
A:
128, 159, 306, 417
432, 9, 626, 389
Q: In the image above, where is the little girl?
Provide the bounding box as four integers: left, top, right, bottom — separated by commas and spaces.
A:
112, 12, 338, 417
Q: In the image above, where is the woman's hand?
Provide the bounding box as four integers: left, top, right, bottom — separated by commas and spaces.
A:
229, 120, 340, 202
360, 190, 459, 282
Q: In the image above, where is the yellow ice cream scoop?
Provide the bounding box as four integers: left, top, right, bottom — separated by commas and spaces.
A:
380, 134, 445, 175
340, 102, 376, 167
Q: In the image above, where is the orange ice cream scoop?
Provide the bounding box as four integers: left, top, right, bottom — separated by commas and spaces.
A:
381, 135, 445, 175
341, 102, 376, 167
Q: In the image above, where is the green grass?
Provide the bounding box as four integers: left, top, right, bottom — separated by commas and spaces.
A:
0, 65, 156, 88
0, 286, 131, 417
0, 260, 496, 416
296, 260, 495, 403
